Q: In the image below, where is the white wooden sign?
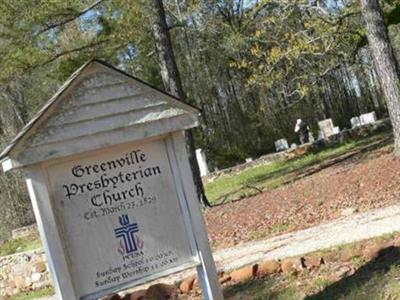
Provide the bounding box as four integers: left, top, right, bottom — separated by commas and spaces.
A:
1, 60, 223, 300
48, 139, 197, 297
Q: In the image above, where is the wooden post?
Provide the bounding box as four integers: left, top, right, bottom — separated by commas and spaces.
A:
168, 131, 223, 300
25, 166, 77, 299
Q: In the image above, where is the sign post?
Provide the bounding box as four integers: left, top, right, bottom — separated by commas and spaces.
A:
0, 60, 223, 300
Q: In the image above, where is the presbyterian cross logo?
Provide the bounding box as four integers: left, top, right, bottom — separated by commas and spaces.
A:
115, 214, 140, 254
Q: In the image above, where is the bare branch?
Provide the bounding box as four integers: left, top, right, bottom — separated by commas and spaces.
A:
36, 0, 106, 36
27, 39, 110, 70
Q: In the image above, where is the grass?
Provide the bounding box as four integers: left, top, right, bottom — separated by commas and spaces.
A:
0, 235, 42, 256
224, 233, 400, 300
10, 287, 54, 300
205, 133, 389, 205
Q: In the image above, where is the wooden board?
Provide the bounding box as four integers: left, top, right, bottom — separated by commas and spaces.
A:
42, 138, 199, 298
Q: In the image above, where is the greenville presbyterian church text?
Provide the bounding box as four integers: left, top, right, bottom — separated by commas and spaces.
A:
61, 149, 162, 207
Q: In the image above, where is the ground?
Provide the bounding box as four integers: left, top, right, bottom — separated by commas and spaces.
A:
9, 288, 54, 300
4, 134, 396, 255
204, 134, 400, 249
222, 233, 400, 300
0, 234, 42, 256
15, 226, 400, 300
9, 133, 400, 299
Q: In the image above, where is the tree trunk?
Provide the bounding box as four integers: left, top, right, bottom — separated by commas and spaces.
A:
361, 0, 400, 153
149, 0, 211, 207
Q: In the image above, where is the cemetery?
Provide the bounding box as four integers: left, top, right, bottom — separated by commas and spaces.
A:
2, 131, 400, 299
0, 59, 397, 299
0, 113, 397, 299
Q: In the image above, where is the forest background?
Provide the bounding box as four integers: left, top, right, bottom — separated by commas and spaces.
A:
0, 0, 397, 237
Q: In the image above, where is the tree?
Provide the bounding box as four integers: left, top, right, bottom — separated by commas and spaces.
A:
0, 0, 394, 218
361, 0, 400, 153
149, 0, 212, 207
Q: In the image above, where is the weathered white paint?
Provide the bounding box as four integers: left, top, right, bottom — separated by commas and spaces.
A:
71, 82, 144, 106
43, 138, 198, 298
170, 132, 223, 300
16, 115, 199, 167
1, 61, 199, 172
25, 167, 77, 300
45, 96, 167, 127
30, 106, 187, 146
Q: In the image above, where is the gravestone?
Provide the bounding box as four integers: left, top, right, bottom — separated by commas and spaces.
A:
333, 126, 340, 135
275, 138, 289, 152
360, 111, 377, 125
308, 132, 315, 143
317, 130, 325, 140
350, 116, 361, 128
318, 119, 335, 138
0, 60, 223, 300
196, 149, 209, 177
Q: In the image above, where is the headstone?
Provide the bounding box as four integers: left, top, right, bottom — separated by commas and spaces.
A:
195, 149, 209, 177
317, 130, 325, 140
360, 111, 377, 125
350, 116, 361, 128
318, 119, 335, 138
275, 138, 289, 152
308, 132, 315, 143
333, 126, 340, 135
0, 60, 223, 300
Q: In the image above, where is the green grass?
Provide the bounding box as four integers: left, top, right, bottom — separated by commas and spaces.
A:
10, 287, 54, 300
205, 134, 389, 205
0, 235, 42, 256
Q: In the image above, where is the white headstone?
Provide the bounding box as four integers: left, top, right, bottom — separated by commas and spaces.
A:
275, 138, 289, 152
196, 149, 209, 177
0, 60, 223, 300
351, 116, 361, 128
317, 130, 325, 140
318, 119, 335, 138
308, 132, 315, 143
333, 126, 340, 134
360, 111, 377, 125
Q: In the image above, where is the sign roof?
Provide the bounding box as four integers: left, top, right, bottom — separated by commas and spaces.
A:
0, 59, 200, 171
